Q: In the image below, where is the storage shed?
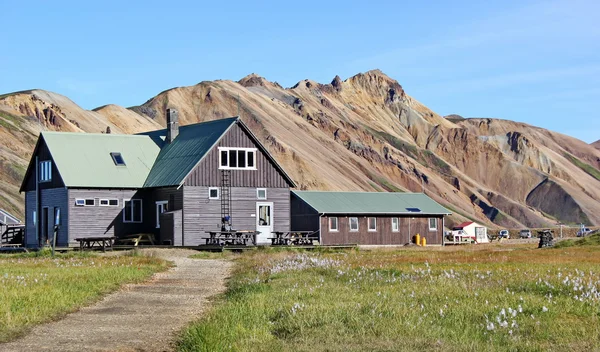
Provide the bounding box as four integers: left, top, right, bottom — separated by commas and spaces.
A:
291, 191, 451, 245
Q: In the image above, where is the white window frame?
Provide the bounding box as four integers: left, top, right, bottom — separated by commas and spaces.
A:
39, 160, 52, 182
218, 147, 257, 170
84, 199, 95, 207
368, 217, 377, 232
75, 199, 85, 206
429, 218, 438, 231
257, 188, 267, 200
156, 200, 169, 228
123, 199, 143, 223
329, 217, 338, 232
349, 217, 359, 232
392, 217, 399, 232
208, 187, 220, 200
99, 199, 119, 207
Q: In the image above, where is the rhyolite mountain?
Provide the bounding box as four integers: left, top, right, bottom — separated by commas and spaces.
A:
1, 70, 599, 228
593, 140, 600, 150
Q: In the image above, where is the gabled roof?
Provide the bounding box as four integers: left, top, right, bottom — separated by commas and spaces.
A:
453, 222, 474, 229
21, 132, 160, 190
139, 117, 238, 188
292, 191, 451, 215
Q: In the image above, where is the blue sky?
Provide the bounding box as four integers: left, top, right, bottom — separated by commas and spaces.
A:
1, 0, 598, 142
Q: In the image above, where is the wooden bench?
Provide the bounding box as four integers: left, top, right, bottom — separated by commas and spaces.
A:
115, 233, 155, 246
75, 236, 116, 252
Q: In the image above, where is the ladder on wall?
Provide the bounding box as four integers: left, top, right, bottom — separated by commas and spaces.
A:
220, 170, 232, 230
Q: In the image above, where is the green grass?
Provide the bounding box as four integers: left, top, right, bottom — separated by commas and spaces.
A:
555, 233, 600, 248
179, 245, 600, 351
564, 153, 600, 181
0, 251, 169, 342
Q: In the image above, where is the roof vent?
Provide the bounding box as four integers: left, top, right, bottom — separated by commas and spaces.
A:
110, 152, 126, 166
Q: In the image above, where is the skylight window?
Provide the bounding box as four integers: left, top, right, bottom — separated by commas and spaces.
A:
406, 208, 422, 213
110, 152, 126, 166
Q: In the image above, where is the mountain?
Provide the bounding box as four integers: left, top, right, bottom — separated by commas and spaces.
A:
593, 140, 600, 150
1, 70, 599, 228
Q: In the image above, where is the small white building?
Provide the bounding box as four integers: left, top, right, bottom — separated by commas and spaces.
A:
452, 221, 488, 243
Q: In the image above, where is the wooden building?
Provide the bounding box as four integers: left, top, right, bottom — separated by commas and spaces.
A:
20, 110, 295, 248
291, 191, 451, 245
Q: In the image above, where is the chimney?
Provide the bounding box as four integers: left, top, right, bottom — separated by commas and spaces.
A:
166, 108, 179, 143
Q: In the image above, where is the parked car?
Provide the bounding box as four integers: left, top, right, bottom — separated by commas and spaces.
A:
498, 229, 510, 239
577, 227, 592, 237
519, 229, 532, 239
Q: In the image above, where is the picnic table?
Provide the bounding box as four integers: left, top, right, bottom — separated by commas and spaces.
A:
115, 233, 155, 246
75, 236, 116, 252
204, 230, 258, 246
269, 231, 319, 246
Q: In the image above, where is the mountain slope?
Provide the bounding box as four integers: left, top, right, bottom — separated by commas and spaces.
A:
593, 140, 600, 150
1, 71, 599, 228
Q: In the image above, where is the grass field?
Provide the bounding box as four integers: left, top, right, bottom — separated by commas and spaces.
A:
0, 251, 169, 342
179, 244, 600, 352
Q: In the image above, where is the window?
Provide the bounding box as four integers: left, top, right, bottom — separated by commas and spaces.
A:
329, 217, 338, 231
123, 199, 143, 223
209, 187, 220, 200
99, 199, 119, 207
218, 148, 257, 170
110, 152, 126, 166
75, 199, 85, 206
257, 188, 267, 200
392, 218, 399, 232
349, 217, 359, 231
76, 199, 95, 206
429, 218, 438, 231
39, 160, 52, 182
368, 217, 377, 232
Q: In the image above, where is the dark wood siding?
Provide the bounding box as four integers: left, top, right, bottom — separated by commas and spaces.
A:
68, 189, 147, 244
320, 215, 444, 245
291, 192, 320, 232
182, 186, 290, 246
144, 187, 183, 242
22, 139, 66, 192
184, 124, 289, 188
24, 188, 69, 247
160, 210, 182, 246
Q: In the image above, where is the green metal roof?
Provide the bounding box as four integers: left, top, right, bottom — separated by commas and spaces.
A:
140, 117, 237, 188
41, 132, 160, 188
292, 191, 452, 215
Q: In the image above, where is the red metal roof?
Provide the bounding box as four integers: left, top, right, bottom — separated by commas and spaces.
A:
453, 221, 474, 229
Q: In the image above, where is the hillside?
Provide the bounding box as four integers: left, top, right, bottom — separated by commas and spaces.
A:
593, 140, 600, 150
1, 71, 599, 228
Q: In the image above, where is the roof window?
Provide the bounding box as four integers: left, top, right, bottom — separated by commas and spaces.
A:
110, 152, 126, 166
406, 208, 422, 212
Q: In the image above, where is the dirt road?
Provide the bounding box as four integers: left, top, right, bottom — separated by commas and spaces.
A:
1, 249, 231, 352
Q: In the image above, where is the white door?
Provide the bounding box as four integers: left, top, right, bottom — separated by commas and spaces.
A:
156, 201, 168, 228
256, 202, 273, 244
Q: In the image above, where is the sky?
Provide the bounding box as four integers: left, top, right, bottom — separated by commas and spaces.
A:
1, 0, 598, 142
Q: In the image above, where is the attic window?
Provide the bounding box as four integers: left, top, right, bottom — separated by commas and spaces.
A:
110, 152, 126, 166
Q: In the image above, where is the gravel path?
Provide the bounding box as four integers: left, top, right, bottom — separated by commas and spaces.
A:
1, 249, 232, 352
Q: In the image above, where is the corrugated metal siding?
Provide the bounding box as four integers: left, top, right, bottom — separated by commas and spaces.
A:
291, 192, 320, 232
182, 186, 290, 246
68, 189, 145, 244
320, 215, 443, 245
184, 124, 289, 188
23, 140, 65, 192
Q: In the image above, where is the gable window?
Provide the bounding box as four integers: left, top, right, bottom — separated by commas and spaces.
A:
209, 187, 220, 200
123, 199, 143, 223
392, 217, 399, 232
368, 217, 377, 232
218, 148, 257, 170
39, 160, 52, 182
329, 217, 338, 232
429, 218, 438, 231
99, 199, 119, 207
349, 217, 359, 232
110, 152, 126, 166
257, 188, 267, 200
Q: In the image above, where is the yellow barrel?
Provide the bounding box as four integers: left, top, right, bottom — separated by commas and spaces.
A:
415, 234, 421, 246
421, 237, 427, 247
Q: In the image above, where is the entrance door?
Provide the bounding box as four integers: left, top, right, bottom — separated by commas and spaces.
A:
41, 207, 49, 245
256, 202, 273, 244
156, 201, 168, 228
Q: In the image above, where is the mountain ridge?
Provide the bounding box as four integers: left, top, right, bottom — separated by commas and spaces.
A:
1, 70, 599, 228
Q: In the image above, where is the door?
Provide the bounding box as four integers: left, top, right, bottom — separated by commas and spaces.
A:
256, 202, 273, 244
41, 207, 49, 245
156, 201, 168, 228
